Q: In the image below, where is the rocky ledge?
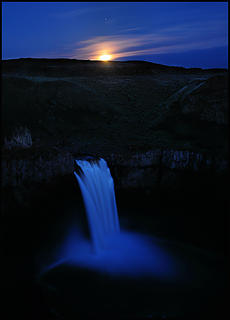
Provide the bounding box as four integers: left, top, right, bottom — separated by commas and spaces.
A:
1, 147, 228, 212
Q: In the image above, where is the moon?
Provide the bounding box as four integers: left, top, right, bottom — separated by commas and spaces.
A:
99, 54, 112, 61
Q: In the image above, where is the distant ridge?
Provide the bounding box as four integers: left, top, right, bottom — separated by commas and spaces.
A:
2, 58, 227, 76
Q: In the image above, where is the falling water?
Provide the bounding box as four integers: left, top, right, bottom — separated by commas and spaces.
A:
74, 158, 120, 252
40, 157, 176, 278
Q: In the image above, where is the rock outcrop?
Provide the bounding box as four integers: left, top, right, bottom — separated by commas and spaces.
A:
2, 148, 227, 189
161, 75, 228, 125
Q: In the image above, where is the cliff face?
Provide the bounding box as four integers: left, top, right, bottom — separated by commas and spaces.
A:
1, 147, 227, 213
108, 149, 227, 189
1, 59, 228, 213
1, 147, 227, 188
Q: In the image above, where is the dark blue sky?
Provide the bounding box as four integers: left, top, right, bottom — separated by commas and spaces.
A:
2, 2, 228, 68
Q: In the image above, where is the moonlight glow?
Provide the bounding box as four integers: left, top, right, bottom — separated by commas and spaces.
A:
99, 54, 112, 61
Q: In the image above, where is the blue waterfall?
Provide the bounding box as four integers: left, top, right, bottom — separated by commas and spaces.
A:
74, 158, 120, 252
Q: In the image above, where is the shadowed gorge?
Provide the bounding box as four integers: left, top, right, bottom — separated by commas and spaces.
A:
2, 58, 229, 320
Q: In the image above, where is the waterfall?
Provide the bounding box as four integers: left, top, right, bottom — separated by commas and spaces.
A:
74, 158, 120, 252
41, 157, 176, 279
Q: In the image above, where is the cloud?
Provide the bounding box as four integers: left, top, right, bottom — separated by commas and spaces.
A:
115, 27, 143, 34
71, 33, 180, 59
51, 3, 123, 19
45, 16, 227, 60
69, 22, 227, 60
51, 5, 106, 19
112, 38, 227, 59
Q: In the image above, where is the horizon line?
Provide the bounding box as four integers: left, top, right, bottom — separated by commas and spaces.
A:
2, 57, 228, 70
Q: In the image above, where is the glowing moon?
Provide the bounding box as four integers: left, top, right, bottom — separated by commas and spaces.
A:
99, 54, 112, 61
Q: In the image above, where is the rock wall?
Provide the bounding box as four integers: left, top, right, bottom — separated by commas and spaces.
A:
2, 149, 227, 189
107, 149, 227, 190
1, 151, 74, 187
1, 147, 228, 214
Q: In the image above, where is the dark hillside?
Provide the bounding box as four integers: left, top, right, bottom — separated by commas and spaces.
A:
1, 58, 228, 214
2, 58, 227, 77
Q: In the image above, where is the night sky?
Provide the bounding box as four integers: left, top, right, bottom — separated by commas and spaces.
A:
2, 2, 228, 68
